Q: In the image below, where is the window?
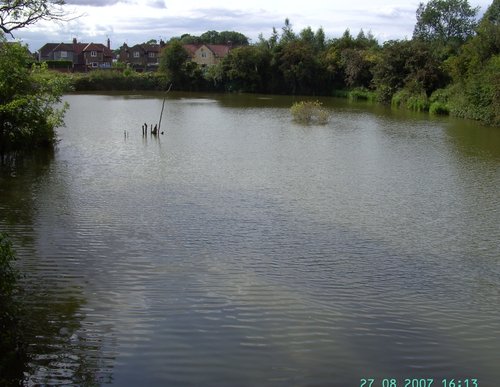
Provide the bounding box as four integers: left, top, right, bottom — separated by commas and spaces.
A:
134, 51, 140, 58
148, 52, 156, 58
91, 62, 98, 68
60, 51, 67, 58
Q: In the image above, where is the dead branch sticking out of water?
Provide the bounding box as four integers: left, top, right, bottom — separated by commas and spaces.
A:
140, 83, 172, 138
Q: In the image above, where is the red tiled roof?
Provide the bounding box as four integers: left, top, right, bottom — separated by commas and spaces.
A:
182, 44, 199, 57
180, 44, 232, 58
206, 44, 231, 58
81, 43, 114, 57
39, 41, 113, 58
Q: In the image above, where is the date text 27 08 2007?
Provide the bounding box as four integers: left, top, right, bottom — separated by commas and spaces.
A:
360, 378, 479, 387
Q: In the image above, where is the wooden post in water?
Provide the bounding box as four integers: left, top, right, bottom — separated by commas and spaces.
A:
158, 83, 172, 133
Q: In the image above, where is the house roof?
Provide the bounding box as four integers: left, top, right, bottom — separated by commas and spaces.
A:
206, 44, 231, 58
182, 44, 232, 58
82, 43, 114, 57
38, 41, 113, 58
124, 43, 161, 54
38, 43, 59, 56
183, 44, 199, 57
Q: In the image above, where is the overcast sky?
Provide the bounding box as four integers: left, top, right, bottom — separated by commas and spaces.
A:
9, 0, 493, 51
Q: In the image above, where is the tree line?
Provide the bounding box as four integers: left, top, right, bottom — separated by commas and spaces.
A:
159, 0, 499, 126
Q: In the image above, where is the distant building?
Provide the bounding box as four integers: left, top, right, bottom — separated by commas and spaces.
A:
183, 44, 232, 67
116, 42, 233, 71
38, 38, 114, 71
117, 42, 165, 72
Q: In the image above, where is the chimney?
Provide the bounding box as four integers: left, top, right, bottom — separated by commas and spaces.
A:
107, 38, 110, 50
73, 37, 77, 44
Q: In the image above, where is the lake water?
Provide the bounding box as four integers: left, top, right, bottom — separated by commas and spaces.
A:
1, 92, 499, 386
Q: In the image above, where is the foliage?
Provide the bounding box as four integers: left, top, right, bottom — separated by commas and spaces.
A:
448, 55, 500, 125
0, 0, 67, 37
392, 88, 430, 111
373, 39, 447, 104
279, 40, 323, 94
348, 88, 377, 102
413, 0, 479, 46
175, 30, 250, 46
372, 40, 413, 103
442, 0, 500, 125
290, 100, 330, 125
340, 48, 375, 88
221, 45, 270, 92
45, 59, 73, 70
413, 0, 478, 65
71, 70, 169, 92
429, 88, 452, 114
158, 40, 189, 86
0, 39, 70, 154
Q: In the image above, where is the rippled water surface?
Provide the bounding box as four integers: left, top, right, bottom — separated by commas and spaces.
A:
1, 92, 499, 386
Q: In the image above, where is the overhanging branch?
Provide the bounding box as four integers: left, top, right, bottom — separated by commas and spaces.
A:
0, 0, 73, 37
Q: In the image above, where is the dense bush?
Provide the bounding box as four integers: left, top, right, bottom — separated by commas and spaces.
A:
348, 87, 377, 102
447, 55, 500, 125
71, 70, 170, 92
45, 60, 73, 70
290, 100, 330, 124
0, 40, 70, 155
392, 89, 430, 111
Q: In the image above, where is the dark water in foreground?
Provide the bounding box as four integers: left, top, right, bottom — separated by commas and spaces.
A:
1, 92, 499, 386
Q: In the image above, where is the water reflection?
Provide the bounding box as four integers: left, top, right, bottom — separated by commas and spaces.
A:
446, 119, 500, 159
0, 152, 115, 386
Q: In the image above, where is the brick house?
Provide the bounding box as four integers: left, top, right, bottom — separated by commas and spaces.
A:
38, 39, 114, 71
117, 42, 164, 72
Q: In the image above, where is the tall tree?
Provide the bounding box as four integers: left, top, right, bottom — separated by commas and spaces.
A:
159, 40, 189, 85
0, 0, 67, 37
413, 0, 479, 45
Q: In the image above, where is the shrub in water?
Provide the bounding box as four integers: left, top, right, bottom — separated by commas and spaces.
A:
429, 101, 450, 115
290, 101, 329, 125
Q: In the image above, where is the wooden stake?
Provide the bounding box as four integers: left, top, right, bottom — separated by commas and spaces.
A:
158, 83, 172, 133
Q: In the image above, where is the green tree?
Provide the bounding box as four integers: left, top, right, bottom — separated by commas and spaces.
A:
222, 45, 270, 92
373, 39, 447, 106
440, 0, 500, 125
279, 40, 322, 94
413, 0, 479, 46
218, 31, 249, 45
280, 18, 296, 44
340, 48, 374, 88
159, 40, 189, 85
0, 38, 70, 155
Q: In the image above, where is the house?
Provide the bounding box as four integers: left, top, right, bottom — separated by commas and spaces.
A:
117, 41, 233, 71
38, 38, 114, 71
118, 42, 164, 72
183, 44, 232, 67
